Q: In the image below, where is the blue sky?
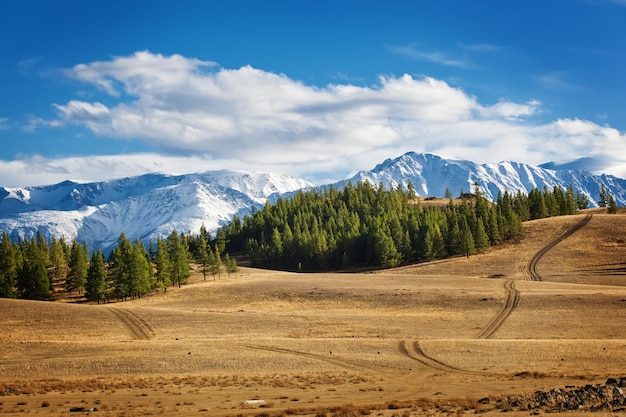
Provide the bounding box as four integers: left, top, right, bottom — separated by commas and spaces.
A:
1, 0, 625, 187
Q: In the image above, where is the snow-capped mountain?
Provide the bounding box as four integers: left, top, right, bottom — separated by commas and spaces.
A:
1, 152, 625, 253
0, 171, 312, 252
345, 152, 626, 207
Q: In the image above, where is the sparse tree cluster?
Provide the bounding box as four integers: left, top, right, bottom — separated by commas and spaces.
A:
0, 227, 238, 301
598, 184, 617, 214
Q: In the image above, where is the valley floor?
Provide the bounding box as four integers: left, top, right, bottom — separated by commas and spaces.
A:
1, 212, 625, 416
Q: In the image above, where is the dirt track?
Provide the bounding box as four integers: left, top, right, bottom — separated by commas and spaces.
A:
473, 213, 593, 340
527, 214, 593, 281
1, 212, 625, 417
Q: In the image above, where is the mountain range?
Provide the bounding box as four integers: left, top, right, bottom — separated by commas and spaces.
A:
1, 152, 624, 252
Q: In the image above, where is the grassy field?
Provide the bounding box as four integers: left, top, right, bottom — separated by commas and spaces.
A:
1, 211, 625, 416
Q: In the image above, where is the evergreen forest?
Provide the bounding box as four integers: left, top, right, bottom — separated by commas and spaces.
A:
221, 182, 590, 271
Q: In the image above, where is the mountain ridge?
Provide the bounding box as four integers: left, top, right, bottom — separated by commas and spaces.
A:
1, 152, 624, 252
345, 152, 626, 206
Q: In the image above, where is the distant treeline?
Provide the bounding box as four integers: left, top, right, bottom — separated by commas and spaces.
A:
221, 182, 592, 271
0, 226, 238, 301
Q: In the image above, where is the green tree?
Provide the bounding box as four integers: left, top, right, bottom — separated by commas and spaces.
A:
195, 224, 211, 280
373, 226, 402, 268
207, 246, 220, 280
528, 188, 548, 220
215, 228, 227, 255
598, 184, 609, 207
154, 237, 172, 291
168, 230, 190, 288
607, 193, 617, 214
460, 218, 476, 257
0, 232, 18, 298
110, 233, 135, 300
575, 191, 590, 210
130, 239, 152, 296
66, 239, 89, 294
224, 253, 239, 276
85, 249, 107, 303
49, 236, 68, 282
473, 217, 490, 251
17, 237, 50, 300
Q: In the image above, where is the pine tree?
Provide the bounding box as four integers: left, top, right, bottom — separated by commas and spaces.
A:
486, 206, 501, 244
130, 239, 152, 296
224, 253, 239, 276
473, 217, 490, 252
154, 237, 171, 291
207, 246, 219, 280
543, 186, 559, 217
17, 237, 50, 300
110, 233, 133, 300
528, 188, 548, 219
49, 237, 67, 282
85, 249, 107, 303
373, 226, 402, 268
607, 193, 617, 214
67, 239, 89, 294
196, 225, 211, 280
460, 218, 475, 258
575, 191, 590, 210
215, 228, 227, 256
0, 231, 18, 298
168, 230, 190, 288
598, 184, 609, 207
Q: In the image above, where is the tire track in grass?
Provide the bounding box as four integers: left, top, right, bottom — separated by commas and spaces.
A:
527, 214, 593, 282
396, 340, 477, 374
477, 214, 593, 339
107, 308, 155, 340
399, 215, 594, 372
476, 280, 520, 339
244, 344, 397, 374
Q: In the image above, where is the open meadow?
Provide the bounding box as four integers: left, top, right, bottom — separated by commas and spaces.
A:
1, 210, 625, 416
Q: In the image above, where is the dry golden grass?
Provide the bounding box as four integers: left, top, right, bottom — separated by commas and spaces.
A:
1, 210, 626, 416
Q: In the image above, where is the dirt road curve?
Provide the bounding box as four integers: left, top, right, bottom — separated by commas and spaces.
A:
475, 214, 593, 340
527, 214, 593, 281
397, 340, 476, 374
107, 307, 155, 340
475, 280, 520, 339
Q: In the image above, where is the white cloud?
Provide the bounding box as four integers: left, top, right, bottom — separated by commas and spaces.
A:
388, 44, 472, 68
535, 71, 581, 91
0, 117, 9, 130
12, 51, 625, 186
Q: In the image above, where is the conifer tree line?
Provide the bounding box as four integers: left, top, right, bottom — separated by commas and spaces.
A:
221, 182, 592, 271
0, 225, 238, 301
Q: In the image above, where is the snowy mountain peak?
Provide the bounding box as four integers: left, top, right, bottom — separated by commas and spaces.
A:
0, 153, 624, 254
0, 170, 313, 253
347, 152, 626, 207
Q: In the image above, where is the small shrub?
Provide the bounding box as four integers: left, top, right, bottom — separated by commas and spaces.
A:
41, 400, 50, 407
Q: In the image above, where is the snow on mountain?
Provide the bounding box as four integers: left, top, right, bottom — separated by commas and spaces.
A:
345, 152, 626, 207
1, 153, 624, 253
0, 171, 312, 253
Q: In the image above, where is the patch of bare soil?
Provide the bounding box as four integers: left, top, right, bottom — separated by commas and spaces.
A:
1, 211, 626, 416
